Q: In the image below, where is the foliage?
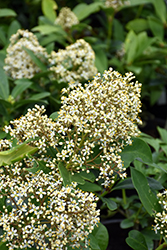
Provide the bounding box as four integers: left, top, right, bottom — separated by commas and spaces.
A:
0, 0, 167, 249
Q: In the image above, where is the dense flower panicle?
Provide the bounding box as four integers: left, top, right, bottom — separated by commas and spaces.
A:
105, 0, 130, 9
154, 190, 167, 236
49, 39, 98, 84
4, 29, 49, 79
0, 163, 100, 250
4, 105, 57, 154
57, 68, 142, 186
0, 139, 12, 151
4, 68, 142, 186
55, 7, 79, 29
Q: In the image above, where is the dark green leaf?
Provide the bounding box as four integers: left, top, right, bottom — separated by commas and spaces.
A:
0, 242, 8, 250
32, 25, 67, 36
153, 0, 166, 24
23, 47, 47, 71
79, 171, 96, 182
90, 223, 109, 250
126, 230, 148, 250
78, 181, 102, 192
113, 178, 134, 190
29, 92, 50, 100
157, 126, 167, 143
131, 168, 162, 215
58, 162, 71, 186
120, 137, 153, 168
148, 16, 164, 40
120, 218, 134, 229
101, 197, 117, 211
70, 173, 85, 185
95, 49, 108, 73
7, 20, 21, 40
0, 68, 9, 100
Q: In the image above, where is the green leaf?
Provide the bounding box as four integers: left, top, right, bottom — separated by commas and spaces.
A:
78, 181, 102, 192
22, 47, 47, 71
58, 162, 71, 186
7, 20, 21, 40
113, 178, 134, 190
27, 161, 51, 174
70, 173, 85, 185
126, 230, 148, 250
50, 111, 59, 120
0, 242, 8, 250
126, 19, 149, 33
29, 92, 50, 100
120, 218, 134, 229
11, 80, 33, 99
131, 168, 162, 215
148, 16, 164, 40
42, 0, 57, 22
157, 126, 167, 143
125, 30, 138, 64
0, 28, 6, 46
129, 0, 154, 6
120, 137, 153, 168
153, 0, 166, 24
101, 197, 117, 211
0, 142, 38, 166
73, 2, 103, 21
95, 49, 108, 73
90, 223, 109, 250
0, 8, 17, 17
140, 135, 160, 152
0, 195, 6, 212
0, 68, 9, 100
79, 171, 96, 182
32, 25, 67, 36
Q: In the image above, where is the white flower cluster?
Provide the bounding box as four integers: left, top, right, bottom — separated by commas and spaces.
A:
55, 7, 79, 29
4, 68, 142, 187
4, 29, 49, 79
49, 39, 98, 84
105, 0, 130, 9
0, 139, 12, 151
0, 163, 99, 250
154, 190, 167, 236
56, 68, 142, 186
4, 105, 58, 154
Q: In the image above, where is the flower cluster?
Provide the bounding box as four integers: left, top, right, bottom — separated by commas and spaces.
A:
0, 162, 99, 250
55, 7, 79, 29
0, 139, 12, 151
56, 68, 142, 186
4, 29, 49, 79
49, 39, 97, 84
5, 68, 142, 187
4, 105, 57, 154
153, 190, 167, 236
105, 0, 130, 9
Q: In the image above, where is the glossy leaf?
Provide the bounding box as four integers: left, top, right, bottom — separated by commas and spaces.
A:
126, 230, 148, 250
0, 242, 8, 250
153, 0, 166, 24
29, 92, 50, 100
0, 8, 16, 17
126, 19, 149, 33
148, 16, 164, 40
73, 2, 103, 21
131, 168, 162, 215
32, 25, 67, 36
120, 218, 134, 229
42, 0, 57, 22
0, 142, 38, 166
78, 181, 102, 192
90, 223, 109, 250
125, 30, 137, 64
7, 20, 21, 40
0, 68, 9, 100
157, 126, 167, 143
101, 197, 117, 211
50, 111, 59, 120
70, 173, 85, 185
120, 137, 152, 168
11, 80, 33, 98
58, 162, 71, 186
79, 171, 96, 182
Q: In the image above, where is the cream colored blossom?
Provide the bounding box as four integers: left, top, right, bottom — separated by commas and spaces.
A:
49, 39, 97, 84
0, 164, 99, 249
55, 7, 79, 29
105, 0, 130, 9
4, 29, 49, 79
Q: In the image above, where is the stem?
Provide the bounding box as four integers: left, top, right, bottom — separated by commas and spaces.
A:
155, 243, 167, 250
122, 189, 126, 205
107, 13, 114, 51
